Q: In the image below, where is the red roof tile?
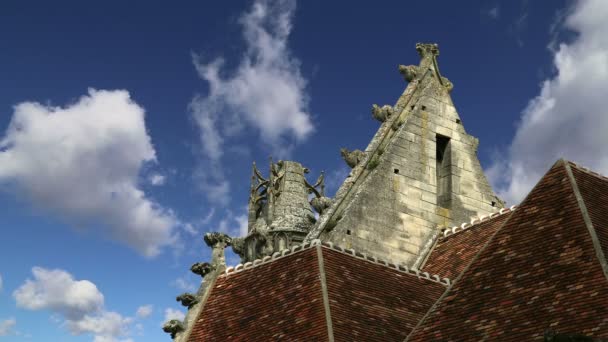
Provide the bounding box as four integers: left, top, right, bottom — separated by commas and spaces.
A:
186, 244, 447, 341
408, 161, 608, 341
423, 211, 513, 279
322, 248, 446, 341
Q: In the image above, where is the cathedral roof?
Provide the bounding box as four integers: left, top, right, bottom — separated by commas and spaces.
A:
408, 160, 608, 340
185, 242, 448, 341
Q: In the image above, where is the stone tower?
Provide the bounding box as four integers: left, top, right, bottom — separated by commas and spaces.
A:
305, 43, 503, 266
231, 43, 502, 266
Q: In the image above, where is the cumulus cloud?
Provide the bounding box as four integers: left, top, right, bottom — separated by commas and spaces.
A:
0, 89, 179, 257
14, 267, 133, 341
190, 0, 313, 204
488, 0, 608, 204
0, 318, 16, 336
148, 173, 166, 186
171, 275, 197, 293
135, 305, 153, 318
163, 308, 185, 324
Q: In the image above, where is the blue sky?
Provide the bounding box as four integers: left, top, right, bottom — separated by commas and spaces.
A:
2, 0, 608, 340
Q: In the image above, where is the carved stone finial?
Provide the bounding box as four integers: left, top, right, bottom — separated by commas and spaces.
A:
398, 65, 419, 82
441, 76, 453, 92
416, 43, 439, 58
176, 293, 199, 309
190, 262, 214, 277
340, 148, 366, 168
162, 319, 184, 339
203, 232, 232, 248
231, 237, 245, 257
310, 196, 333, 215
371, 104, 394, 122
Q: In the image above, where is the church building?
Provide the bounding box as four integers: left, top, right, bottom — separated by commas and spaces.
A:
163, 43, 608, 341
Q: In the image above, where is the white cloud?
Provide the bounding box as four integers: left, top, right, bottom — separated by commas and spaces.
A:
148, 173, 166, 186
14, 267, 133, 341
171, 276, 197, 293
488, 0, 608, 204
0, 88, 179, 257
190, 0, 313, 204
487, 5, 500, 19
14, 267, 104, 320
0, 318, 16, 336
135, 305, 153, 318
162, 308, 185, 325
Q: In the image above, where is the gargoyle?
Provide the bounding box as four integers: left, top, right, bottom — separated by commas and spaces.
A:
162, 319, 184, 339
203, 232, 232, 248
176, 293, 199, 309
398, 64, 419, 82
231, 237, 246, 257
340, 148, 366, 168
310, 196, 333, 215
190, 262, 214, 277
371, 104, 394, 122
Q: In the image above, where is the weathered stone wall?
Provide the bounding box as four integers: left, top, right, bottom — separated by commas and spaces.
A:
309, 44, 502, 266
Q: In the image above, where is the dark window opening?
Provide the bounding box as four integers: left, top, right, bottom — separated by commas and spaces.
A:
436, 134, 452, 208
394, 168, 399, 174
410, 105, 415, 110
491, 201, 496, 207
456, 118, 461, 124
421, 105, 427, 110
346, 229, 351, 235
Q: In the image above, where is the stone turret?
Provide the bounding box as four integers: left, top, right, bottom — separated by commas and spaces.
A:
233, 159, 326, 262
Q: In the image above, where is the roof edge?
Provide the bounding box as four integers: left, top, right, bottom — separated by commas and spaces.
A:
223, 240, 451, 286
564, 161, 608, 282
440, 205, 517, 240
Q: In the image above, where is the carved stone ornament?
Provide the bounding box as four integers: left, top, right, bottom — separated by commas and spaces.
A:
231, 237, 246, 256
203, 232, 232, 248
441, 76, 453, 92
371, 104, 394, 122
176, 293, 199, 309
398, 64, 418, 82
190, 262, 214, 277
310, 196, 333, 215
340, 148, 366, 168
415, 42, 439, 58
162, 319, 184, 339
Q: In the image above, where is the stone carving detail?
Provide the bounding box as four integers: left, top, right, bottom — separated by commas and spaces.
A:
398, 64, 419, 82
441, 76, 453, 92
310, 196, 333, 215
371, 104, 394, 122
231, 237, 245, 256
176, 293, 199, 309
190, 262, 214, 277
341, 148, 366, 168
416, 42, 439, 58
204, 232, 232, 248
162, 319, 184, 339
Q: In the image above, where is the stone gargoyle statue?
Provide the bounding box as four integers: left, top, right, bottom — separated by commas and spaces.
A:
203, 232, 232, 247
310, 196, 333, 215
340, 148, 366, 168
398, 64, 419, 82
162, 319, 184, 339
190, 262, 214, 278
371, 104, 394, 122
176, 293, 199, 309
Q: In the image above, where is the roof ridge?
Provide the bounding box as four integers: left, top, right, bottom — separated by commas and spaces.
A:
568, 160, 608, 182
440, 205, 517, 240
224, 240, 451, 286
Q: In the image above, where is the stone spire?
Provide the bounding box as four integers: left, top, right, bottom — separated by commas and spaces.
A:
305, 42, 503, 266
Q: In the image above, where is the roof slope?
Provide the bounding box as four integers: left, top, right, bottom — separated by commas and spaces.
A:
422, 210, 513, 279
569, 163, 608, 275
187, 247, 328, 341
408, 160, 608, 341
322, 248, 446, 341
186, 243, 447, 341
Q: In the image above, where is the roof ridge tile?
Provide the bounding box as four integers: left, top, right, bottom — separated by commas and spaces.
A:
441, 205, 517, 239
568, 160, 608, 182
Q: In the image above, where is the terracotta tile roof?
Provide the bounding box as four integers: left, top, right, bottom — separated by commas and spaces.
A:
569, 163, 608, 267
322, 247, 447, 341
423, 209, 514, 279
186, 242, 448, 341
408, 161, 608, 341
